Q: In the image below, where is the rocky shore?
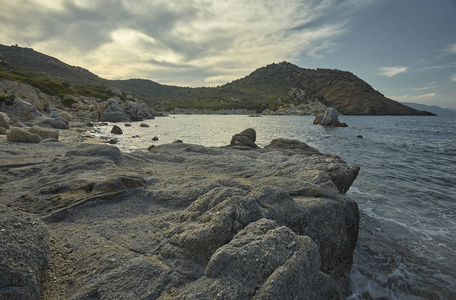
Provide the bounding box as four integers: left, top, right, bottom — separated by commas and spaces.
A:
0, 124, 360, 299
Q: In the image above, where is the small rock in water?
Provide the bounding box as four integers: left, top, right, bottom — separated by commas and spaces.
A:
125, 123, 132, 127
109, 138, 118, 144
148, 145, 156, 151
152, 136, 159, 141
313, 107, 347, 127
357, 135, 363, 139
173, 139, 183, 143
111, 125, 123, 134
140, 123, 150, 128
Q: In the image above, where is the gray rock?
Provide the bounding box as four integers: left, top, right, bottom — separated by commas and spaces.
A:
101, 98, 130, 122
0, 112, 10, 129
170, 219, 339, 300
313, 107, 348, 127
0, 204, 49, 300
65, 143, 123, 165
29, 126, 59, 140
0, 134, 360, 299
36, 117, 69, 129
109, 87, 123, 97
230, 128, 258, 148
0, 78, 54, 112
0, 97, 43, 121
7, 127, 42, 143
123, 101, 157, 121
111, 125, 123, 134
264, 138, 320, 155
140, 123, 150, 128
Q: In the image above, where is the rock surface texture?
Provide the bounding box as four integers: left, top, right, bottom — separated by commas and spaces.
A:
0, 132, 359, 299
0, 204, 49, 300
314, 107, 348, 127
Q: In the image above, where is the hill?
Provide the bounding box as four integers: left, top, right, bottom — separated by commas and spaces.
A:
0, 44, 433, 115
401, 102, 456, 117
114, 62, 434, 115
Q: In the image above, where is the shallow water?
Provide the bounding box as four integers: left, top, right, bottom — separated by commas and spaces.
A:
94, 114, 456, 299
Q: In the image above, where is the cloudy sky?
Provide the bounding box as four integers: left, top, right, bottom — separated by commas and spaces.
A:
1, 0, 455, 108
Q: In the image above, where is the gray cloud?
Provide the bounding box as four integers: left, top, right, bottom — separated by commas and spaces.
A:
1, 0, 377, 86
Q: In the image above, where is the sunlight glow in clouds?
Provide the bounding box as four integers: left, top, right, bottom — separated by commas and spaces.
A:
0, 0, 369, 86
379, 66, 408, 77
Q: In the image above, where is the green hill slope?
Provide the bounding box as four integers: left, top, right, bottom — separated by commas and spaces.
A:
0, 44, 433, 115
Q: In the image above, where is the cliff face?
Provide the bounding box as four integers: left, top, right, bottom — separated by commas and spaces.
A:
288, 66, 432, 115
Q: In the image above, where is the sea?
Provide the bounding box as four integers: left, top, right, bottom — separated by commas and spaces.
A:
94, 114, 456, 300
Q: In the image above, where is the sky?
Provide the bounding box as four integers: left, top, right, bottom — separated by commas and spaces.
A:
1, 0, 455, 109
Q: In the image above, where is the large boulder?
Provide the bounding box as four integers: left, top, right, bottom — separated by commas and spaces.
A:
7, 127, 42, 143
35, 117, 69, 129
169, 219, 339, 299
0, 204, 49, 299
123, 101, 156, 121
29, 126, 59, 140
313, 107, 347, 127
230, 128, 258, 148
0, 97, 43, 121
0, 78, 55, 112
101, 98, 130, 122
0, 112, 10, 129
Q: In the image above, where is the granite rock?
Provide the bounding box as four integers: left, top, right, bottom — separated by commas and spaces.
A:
314, 107, 348, 127
7, 127, 42, 143
0, 135, 359, 299
0, 204, 49, 300
0, 112, 10, 129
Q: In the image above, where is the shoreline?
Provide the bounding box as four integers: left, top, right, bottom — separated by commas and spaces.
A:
1, 129, 360, 299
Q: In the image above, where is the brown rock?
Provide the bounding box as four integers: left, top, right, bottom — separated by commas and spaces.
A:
7, 127, 42, 143
29, 126, 59, 140
111, 125, 123, 135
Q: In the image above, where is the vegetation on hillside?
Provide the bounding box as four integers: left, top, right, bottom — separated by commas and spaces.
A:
0, 44, 432, 115
0, 61, 114, 101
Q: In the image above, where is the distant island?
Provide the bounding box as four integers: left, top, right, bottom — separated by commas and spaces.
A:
0, 44, 433, 116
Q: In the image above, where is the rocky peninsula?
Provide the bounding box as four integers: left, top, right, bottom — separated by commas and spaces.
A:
1, 121, 360, 299
0, 72, 361, 299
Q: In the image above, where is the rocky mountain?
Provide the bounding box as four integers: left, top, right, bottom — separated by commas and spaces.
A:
0, 44, 433, 115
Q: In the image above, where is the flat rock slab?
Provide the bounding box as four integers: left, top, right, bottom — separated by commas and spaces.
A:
0, 138, 359, 299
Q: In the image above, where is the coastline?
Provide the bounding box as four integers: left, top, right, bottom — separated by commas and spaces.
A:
0, 129, 360, 299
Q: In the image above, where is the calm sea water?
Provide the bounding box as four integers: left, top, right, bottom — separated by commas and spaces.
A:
94, 115, 456, 299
